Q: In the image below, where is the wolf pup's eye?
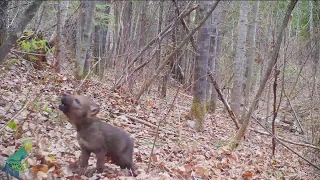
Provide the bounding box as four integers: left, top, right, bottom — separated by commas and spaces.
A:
74, 99, 80, 105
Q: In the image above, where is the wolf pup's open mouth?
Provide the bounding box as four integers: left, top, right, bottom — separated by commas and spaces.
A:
58, 94, 68, 112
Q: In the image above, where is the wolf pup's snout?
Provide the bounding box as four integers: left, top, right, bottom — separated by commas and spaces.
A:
58, 93, 70, 113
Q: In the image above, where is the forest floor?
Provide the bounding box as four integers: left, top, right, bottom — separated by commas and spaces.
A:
0, 61, 318, 179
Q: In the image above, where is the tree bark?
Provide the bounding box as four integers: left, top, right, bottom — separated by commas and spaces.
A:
0, 1, 9, 47
53, 0, 62, 73
49, 1, 69, 48
190, 1, 211, 131
229, 0, 298, 149
240, 1, 259, 121
94, 0, 109, 79
231, 0, 249, 121
156, 0, 164, 93
206, 1, 228, 113
0, 0, 43, 64
75, 0, 96, 79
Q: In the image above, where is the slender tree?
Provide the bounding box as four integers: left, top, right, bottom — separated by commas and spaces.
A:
94, 0, 109, 79
0, 1, 9, 47
240, 1, 260, 121
53, 0, 62, 72
230, 1, 249, 121
75, 0, 96, 79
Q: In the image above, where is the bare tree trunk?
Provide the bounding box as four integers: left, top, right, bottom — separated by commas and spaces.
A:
156, 0, 164, 94
206, 1, 228, 113
94, 0, 109, 79
240, 1, 259, 121
265, 84, 271, 125
0, 1, 9, 47
206, 10, 218, 112
231, 1, 249, 121
160, 1, 176, 98
190, 1, 211, 131
155, 1, 163, 70
112, 1, 120, 70
184, 5, 199, 92
117, 0, 132, 78
229, 0, 298, 149
106, 1, 116, 68
53, 0, 62, 73
138, 1, 148, 84
310, 0, 319, 98
0, 0, 43, 64
208, 1, 230, 113
49, 1, 69, 48
75, 0, 96, 79
75, 1, 85, 78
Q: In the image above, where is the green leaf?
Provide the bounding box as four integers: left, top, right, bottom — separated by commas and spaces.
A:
43, 103, 52, 114
21, 40, 31, 52
22, 139, 33, 151
8, 121, 17, 130
10, 58, 20, 63
21, 161, 30, 171
96, 4, 110, 10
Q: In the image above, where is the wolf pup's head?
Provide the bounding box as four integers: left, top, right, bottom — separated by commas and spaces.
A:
59, 94, 100, 125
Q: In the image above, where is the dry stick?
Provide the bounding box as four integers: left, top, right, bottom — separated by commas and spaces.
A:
2, 87, 24, 118
147, 86, 181, 173
208, 69, 240, 129
126, 48, 158, 80
10, 49, 47, 56
251, 129, 320, 151
283, 91, 305, 134
122, 114, 178, 136
114, 3, 197, 89
121, 114, 213, 152
172, 0, 197, 51
272, 69, 280, 155
0, 101, 30, 132
136, 0, 221, 102
251, 115, 320, 171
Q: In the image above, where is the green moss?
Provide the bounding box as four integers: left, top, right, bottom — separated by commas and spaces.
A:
216, 140, 228, 148
190, 97, 206, 131
206, 100, 217, 113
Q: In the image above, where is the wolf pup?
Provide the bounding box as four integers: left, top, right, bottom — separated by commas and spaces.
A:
58, 93, 136, 176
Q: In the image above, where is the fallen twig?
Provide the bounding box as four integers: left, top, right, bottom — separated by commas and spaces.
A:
0, 100, 30, 133
284, 91, 304, 134
147, 86, 181, 172
250, 128, 320, 150
122, 114, 177, 136
208, 69, 240, 129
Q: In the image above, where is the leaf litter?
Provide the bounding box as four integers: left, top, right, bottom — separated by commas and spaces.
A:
0, 61, 317, 179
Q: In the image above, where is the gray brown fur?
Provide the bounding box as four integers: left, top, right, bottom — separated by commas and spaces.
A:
58, 94, 136, 176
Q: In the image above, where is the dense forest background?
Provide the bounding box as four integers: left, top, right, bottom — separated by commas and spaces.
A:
0, 0, 319, 179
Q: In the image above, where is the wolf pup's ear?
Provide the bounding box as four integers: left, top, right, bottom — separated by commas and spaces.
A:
89, 101, 100, 116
